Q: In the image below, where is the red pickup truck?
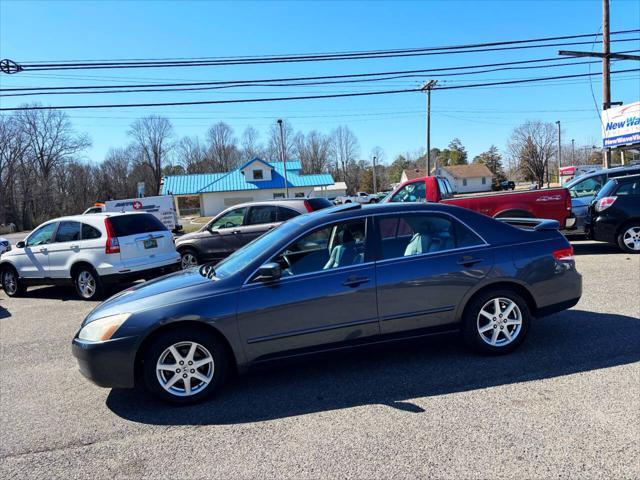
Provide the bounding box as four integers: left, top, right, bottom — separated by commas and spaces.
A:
385, 176, 575, 229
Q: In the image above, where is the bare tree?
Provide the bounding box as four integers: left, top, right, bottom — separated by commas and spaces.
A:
330, 126, 360, 192
175, 135, 207, 173
0, 116, 28, 225
508, 121, 556, 187
241, 126, 263, 160
295, 130, 331, 174
206, 122, 239, 172
128, 115, 174, 196
267, 120, 295, 161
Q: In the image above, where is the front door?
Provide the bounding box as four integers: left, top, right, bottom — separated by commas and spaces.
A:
15, 222, 58, 279
48, 220, 81, 278
237, 217, 379, 362
202, 206, 248, 261
374, 212, 493, 334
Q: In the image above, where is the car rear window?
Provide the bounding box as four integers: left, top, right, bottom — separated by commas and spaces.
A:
305, 198, 333, 211
108, 214, 167, 237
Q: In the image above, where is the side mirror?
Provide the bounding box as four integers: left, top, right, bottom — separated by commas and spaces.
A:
16, 241, 25, 249
256, 262, 281, 282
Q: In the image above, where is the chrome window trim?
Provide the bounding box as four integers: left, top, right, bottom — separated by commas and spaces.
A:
375, 243, 490, 267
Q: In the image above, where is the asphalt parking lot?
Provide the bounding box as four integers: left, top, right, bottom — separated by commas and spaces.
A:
1, 240, 638, 479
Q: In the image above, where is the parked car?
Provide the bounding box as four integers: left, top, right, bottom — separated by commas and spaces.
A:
175, 198, 333, 268
564, 165, 640, 235
586, 174, 640, 253
0, 212, 180, 300
0, 237, 9, 256
385, 176, 575, 229
72, 202, 581, 404
500, 181, 516, 190
83, 195, 182, 233
335, 192, 379, 204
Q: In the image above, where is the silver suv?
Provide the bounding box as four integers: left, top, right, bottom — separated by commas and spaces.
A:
0, 212, 180, 300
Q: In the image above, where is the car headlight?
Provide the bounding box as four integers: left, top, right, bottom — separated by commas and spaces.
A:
78, 313, 131, 342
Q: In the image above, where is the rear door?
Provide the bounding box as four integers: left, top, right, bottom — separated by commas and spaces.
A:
239, 205, 280, 245
108, 214, 175, 268
48, 220, 81, 278
374, 212, 493, 334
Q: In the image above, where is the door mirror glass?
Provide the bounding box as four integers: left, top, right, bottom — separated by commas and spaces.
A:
16, 241, 25, 249
256, 262, 281, 282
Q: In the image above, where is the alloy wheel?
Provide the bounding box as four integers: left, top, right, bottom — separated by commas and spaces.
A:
2, 270, 17, 295
476, 297, 523, 347
181, 252, 198, 269
156, 341, 214, 397
622, 227, 640, 251
77, 271, 96, 299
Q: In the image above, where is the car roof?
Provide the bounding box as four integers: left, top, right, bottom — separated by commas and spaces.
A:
218, 198, 315, 212
36, 211, 151, 225
609, 173, 640, 183
565, 165, 640, 186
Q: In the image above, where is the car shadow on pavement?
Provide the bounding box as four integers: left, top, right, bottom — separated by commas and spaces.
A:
0, 305, 10, 319
106, 309, 640, 425
571, 241, 626, 256
15, 283, 137, 301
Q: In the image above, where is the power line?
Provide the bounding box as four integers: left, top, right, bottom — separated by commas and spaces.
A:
6, 33, 639, 72
1, 68, 637, 112
2, 52, 637, 98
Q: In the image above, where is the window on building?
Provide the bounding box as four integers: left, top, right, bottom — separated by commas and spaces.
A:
294, 192, 305, 198
252, 169, 264, 180
482, 177, 486, 185
273, 193, 285, 199
463, 179, 468, 187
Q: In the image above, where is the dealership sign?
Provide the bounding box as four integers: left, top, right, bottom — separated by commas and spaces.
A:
602, 101, 640, 148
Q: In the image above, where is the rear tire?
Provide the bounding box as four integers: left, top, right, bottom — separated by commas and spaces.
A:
73, 265, 103, 301
180, 249, 199, 269
462, 289, 530, 355
617, 223, 640, 253
1, 266, 26, 297
143, 327, 229, 404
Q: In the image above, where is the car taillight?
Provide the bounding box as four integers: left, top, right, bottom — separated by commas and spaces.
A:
552, 246, 574, 262
303, 200, 313, 212
595, 196, 617, 212
565, 192, 572, 211
104, 218, 120, 254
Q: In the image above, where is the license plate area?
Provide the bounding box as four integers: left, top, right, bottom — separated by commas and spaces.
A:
143, 238, 158, 249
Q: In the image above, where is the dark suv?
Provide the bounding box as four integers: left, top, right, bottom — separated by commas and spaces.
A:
175, 198, 332, 268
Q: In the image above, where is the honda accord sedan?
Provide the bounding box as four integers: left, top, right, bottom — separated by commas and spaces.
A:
72, 203, 582, 404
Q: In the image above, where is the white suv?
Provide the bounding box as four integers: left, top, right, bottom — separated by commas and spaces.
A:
0, 212, 180, 300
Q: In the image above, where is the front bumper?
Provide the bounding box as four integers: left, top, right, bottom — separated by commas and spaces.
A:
72, 335, 139, 388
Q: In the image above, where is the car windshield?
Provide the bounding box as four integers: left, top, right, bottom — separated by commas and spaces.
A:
210, 219, 303, 279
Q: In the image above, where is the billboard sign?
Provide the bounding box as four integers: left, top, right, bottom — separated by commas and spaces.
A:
602, 101, 640, 148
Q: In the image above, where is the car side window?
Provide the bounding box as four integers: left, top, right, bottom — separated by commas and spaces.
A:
272, 219, 367, 277
277, 206, 299, 222
54, 221, 81, 243
569, 175, 604, 198
26, 223, 57, 247
81, 223, 102, 240
616, 180, 640, 196
246, 205, 278, 225
377, 213, 483, 260
389, 182, 426, 203
208, 207, 247, 230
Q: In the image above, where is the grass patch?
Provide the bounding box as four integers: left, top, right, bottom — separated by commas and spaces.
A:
180, 216, 213, 233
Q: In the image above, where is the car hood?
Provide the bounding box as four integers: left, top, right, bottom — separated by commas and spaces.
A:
83, 268, 228, 324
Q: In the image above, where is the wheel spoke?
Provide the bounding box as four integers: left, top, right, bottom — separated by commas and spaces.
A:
192, 357, 213, 369
169, 345, 182, 362
192, 371, 209, 384
479, 310, 494, 321
506, 318, 522, 326
185, 342, 197, 362
503, 328, 512, 341
158, 363, 176, 372
502, 302, 516, 319
490, 327, 500, 345
493, 298, 501, 315
163, 374, 180, 391
183, 378, 192, 395
479, 323, 494, 333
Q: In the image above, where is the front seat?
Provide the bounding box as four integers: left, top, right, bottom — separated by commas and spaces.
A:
404, 231, 432, 256
324, 230, 358, 269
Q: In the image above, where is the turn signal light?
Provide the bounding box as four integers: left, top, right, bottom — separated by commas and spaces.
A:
552, 246, 574, 262
595, 196, 617, 213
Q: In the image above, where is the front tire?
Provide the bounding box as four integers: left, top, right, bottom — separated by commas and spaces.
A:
180, 249, 199, 269
617, 224, 640, 253
143, 327, 229, 404
462, 289, 530, 355
73, 266, 103, 300
1, 266, 26, 297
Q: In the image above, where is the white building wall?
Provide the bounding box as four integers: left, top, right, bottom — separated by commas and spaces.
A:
437, 169, 491, 193
200, 187, 314, 216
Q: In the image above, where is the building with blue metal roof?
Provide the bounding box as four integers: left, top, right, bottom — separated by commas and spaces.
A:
162, 158, 337, 216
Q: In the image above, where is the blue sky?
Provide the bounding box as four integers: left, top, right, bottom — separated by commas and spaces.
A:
1, 0, 639, 166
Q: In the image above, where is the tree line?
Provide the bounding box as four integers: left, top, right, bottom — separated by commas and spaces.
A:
1, 104, 609, 231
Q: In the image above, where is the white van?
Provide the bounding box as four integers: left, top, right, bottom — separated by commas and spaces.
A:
84, 195, 182, 232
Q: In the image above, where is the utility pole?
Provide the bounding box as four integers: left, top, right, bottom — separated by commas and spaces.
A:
602, 0, 611, 169
571, 139, 575, 164
421, 80, 437, 175
277, 119, 289, 198
372, 156, 377, 194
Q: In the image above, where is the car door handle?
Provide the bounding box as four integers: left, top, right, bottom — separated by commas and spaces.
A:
457, 256, 483, 267
39, 247, 48, 253
231, 230, 241, 234
342, 276, 370, 287
70, 244, 79, 249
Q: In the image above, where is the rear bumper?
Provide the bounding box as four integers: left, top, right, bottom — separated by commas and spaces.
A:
586, 214, 619, 244
100, 260, 181, 285
537, 295, 581, 317
72, 336, 138, 388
